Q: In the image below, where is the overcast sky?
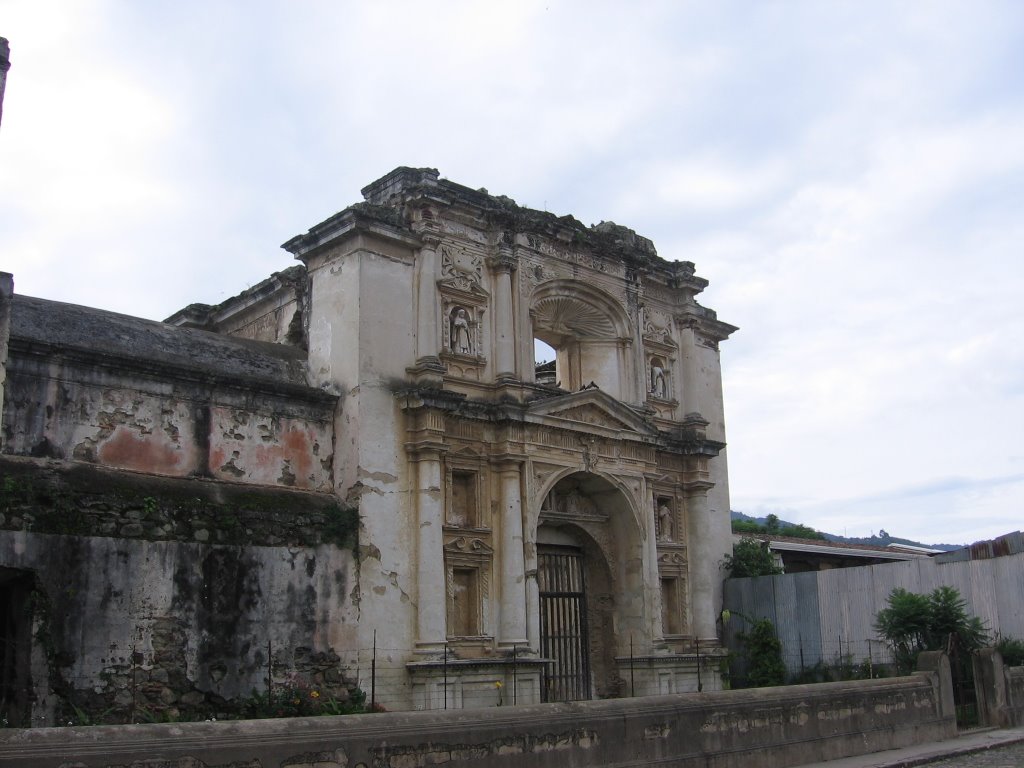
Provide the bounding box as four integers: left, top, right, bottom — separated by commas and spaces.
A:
2, 1, 1022, 546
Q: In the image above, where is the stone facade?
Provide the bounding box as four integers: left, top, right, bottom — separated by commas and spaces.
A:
0, 167, 736, 721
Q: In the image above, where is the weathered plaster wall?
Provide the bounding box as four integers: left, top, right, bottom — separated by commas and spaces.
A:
304, 237, 420, 711
0, 457, 359, 726
0, 669, 957, 768
2, 352, 335, 491
0, 273, 12, 440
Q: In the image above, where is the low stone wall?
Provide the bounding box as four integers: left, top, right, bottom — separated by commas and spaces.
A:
0, 665, 957, 768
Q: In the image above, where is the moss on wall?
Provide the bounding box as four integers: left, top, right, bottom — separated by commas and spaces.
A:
0, 456, 357, 549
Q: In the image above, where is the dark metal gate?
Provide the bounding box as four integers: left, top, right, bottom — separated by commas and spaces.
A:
947, 633, 979, 728
538, 547, 591, 702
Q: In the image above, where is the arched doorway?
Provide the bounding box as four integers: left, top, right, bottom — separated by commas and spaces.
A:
534, 472, 646, 701
537, 535, 591, 701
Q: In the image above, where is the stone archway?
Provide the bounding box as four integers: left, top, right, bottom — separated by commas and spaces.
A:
529, 280, 636, 401
534, 471, 646, 701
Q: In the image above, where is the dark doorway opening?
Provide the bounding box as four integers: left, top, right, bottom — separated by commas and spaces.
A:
538, 546, 591, 702
0, 568, 34, 727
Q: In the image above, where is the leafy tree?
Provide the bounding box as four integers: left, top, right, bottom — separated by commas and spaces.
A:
874, 586, 988, 673
730, 517, 826, 541
724, 537, 782, 578
731, 519, 763, 535
780, 523, 826, 540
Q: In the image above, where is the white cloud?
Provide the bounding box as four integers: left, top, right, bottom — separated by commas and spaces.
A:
1, 0, 1022, 544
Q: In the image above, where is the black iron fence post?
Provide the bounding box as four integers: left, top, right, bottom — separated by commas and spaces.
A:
512, 643, 517, 706
629, 635, 635, 696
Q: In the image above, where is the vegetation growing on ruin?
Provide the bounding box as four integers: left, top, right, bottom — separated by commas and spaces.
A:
0, 457, 358, 551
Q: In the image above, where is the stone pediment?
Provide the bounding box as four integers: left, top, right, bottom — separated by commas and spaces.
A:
527, 390, 655, 436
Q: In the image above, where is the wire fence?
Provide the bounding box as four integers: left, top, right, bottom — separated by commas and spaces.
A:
726, 632, 898, 688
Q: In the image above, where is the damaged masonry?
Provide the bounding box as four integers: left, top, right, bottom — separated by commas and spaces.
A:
0, 166, 736, 724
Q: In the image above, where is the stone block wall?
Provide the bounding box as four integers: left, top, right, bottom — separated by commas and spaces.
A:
0, 667, 957, 767
1010, 667, 1024, 726
0, 457, 359, 727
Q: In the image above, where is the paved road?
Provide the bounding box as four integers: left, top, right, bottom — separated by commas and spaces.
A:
792, 726, 1024, 768
917, 740, 1024, 766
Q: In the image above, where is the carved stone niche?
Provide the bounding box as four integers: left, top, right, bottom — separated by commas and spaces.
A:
438, 245, 489, 380
444, 534, 493, 640
445, 458, 489, 530
657, 549, 689, 638
654, 494, 681, 544
643, 318, 680, 416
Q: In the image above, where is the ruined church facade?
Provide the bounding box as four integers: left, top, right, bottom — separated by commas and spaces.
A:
0, 167, 735, 719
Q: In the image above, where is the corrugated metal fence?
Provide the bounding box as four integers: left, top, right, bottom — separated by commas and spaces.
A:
723, 538, 1024, 679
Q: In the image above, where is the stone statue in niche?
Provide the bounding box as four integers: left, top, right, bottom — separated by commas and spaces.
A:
657, 500, 674, 541
650, 361, 668, 399
450, 307, 473, 355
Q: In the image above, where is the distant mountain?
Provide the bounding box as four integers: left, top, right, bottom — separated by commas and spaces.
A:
730, 510, 962, 552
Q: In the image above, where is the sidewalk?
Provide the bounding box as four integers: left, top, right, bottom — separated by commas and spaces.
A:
793, 726, 1024, 768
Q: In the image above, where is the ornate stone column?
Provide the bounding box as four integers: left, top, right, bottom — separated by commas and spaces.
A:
413, 447, 447, 651
414, 236, 443, 373
496, 461, 528, 646
525, 568, 540, 651
685, 488, 718, 645
491, 255, 517, 379
677, 321, 699, 416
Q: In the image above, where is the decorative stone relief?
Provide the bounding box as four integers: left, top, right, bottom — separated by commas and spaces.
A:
531, 296, 617, 340
440, 245, 484, 291
643, 318, 676, 348
444, 535, 494, 556
657, 550, 688, 575
437, 243, 489, 379
643, 314, 679, 407
540, 488, 608, 522
552, 405, 632, 430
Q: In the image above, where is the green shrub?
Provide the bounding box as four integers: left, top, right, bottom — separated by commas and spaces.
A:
874, 586, 988, 674
996, 636, 1024, 667
741, 618, 786, 687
